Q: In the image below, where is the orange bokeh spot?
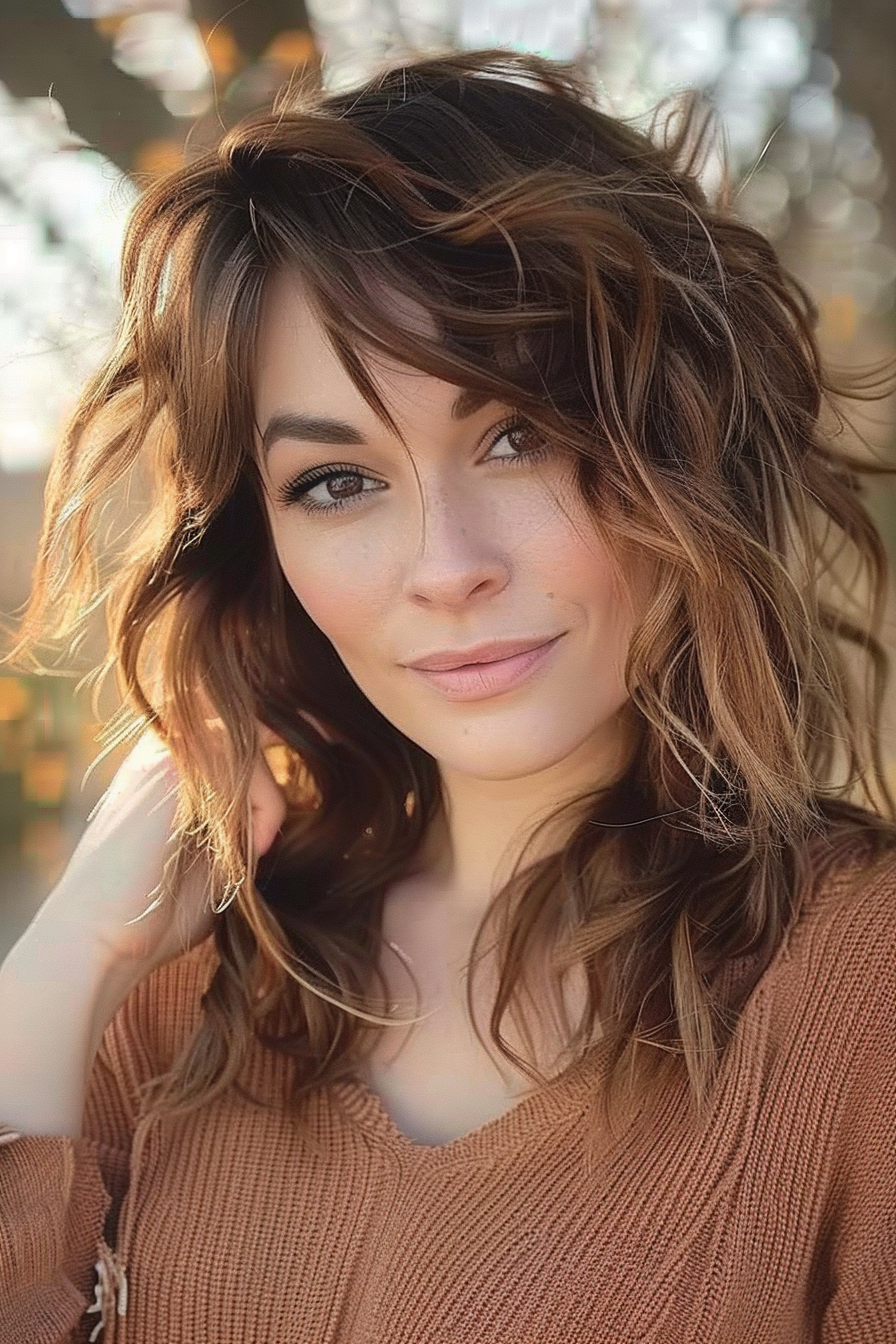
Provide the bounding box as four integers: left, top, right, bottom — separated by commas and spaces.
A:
134, 139, 186, 178
22, 750, 69, 807
264, 29, 316, 69
819, 292, 859, 344
93, 15, 127, 40
0, 678, 29, 723
201, 22, 241, 78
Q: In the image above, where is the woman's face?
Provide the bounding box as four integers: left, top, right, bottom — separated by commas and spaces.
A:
255, 270, 647, 787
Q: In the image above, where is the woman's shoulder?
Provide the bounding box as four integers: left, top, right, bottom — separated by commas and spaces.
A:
789, 836, 896, 963
759, 835, 896, 1041
761, 839, 896, 1238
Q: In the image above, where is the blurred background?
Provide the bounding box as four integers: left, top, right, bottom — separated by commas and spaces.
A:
1, 0, 895, 958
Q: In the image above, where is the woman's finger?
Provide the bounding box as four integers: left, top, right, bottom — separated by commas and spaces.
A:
249, 749, 287, 856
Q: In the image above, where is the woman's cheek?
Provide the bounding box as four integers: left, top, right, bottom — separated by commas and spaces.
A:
277, 533, 388, 653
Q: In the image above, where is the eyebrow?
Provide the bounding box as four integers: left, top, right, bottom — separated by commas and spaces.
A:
261, 387, 491, 456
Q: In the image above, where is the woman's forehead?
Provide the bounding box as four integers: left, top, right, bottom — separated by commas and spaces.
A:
259, 266, 439, 344
254, 269, 491, 430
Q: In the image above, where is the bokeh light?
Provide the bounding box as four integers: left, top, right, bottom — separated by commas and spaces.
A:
0, 84, 137, 473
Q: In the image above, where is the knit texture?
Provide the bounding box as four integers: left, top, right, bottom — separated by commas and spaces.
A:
1, 845, 895, 1343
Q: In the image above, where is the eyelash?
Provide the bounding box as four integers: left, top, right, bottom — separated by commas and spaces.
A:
274, 416, 550, 516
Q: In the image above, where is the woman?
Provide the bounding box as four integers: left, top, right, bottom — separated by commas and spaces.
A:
1, 47, 895, 1343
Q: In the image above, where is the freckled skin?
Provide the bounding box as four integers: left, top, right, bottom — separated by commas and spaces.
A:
253, 270, 655, 1139
255, 269, 648, 907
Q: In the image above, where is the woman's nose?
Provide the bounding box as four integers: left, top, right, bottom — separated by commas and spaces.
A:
399, 487, 511, 608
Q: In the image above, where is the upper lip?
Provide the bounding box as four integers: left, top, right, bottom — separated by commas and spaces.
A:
403, 635, 562, 672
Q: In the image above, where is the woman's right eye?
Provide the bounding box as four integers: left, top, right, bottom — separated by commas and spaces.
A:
276, 466, 386, 515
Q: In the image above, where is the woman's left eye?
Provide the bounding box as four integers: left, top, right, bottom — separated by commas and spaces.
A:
486, 418, 549, 465
276, 416, 548, 515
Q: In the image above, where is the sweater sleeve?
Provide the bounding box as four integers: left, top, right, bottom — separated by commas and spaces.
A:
0, 1028, 135, 1344
0, 936, 216, 1344
819, 865, 896, 1343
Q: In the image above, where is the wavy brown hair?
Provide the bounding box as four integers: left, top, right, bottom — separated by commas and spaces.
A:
9, 48, 896, 1138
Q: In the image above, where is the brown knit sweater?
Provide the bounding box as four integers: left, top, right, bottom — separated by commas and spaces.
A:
1, 844, 895, 1343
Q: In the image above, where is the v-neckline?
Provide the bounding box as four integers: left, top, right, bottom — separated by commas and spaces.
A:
330, 1039, 610, 1164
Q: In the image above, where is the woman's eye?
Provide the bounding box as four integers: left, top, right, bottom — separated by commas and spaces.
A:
486, 419, 548, 464
276, 467, 385, 514
275, 418, 548, 515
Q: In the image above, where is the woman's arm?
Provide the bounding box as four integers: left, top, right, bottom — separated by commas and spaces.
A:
0, 733, 216, 1344
0, 928, 145, 1344
0, 725, 282, 1342
0, 921, 146, 1140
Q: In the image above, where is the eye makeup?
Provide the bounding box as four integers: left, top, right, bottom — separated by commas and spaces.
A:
274, 416, 550, 515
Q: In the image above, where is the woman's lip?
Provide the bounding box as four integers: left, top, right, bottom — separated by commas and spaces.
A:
407, 634, 565, 701
405, 636, 562, 671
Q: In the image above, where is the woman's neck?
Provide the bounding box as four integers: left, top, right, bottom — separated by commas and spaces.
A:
415, 706, 637, 917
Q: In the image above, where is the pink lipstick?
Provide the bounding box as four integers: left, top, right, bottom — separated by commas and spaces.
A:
407, 634, 564, 701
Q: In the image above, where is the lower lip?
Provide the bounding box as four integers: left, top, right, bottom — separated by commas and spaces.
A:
408, 636, 565, 701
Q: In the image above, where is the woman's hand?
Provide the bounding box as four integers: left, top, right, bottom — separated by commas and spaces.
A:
0, 724, 287, 1139
27, 724, 287, 980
